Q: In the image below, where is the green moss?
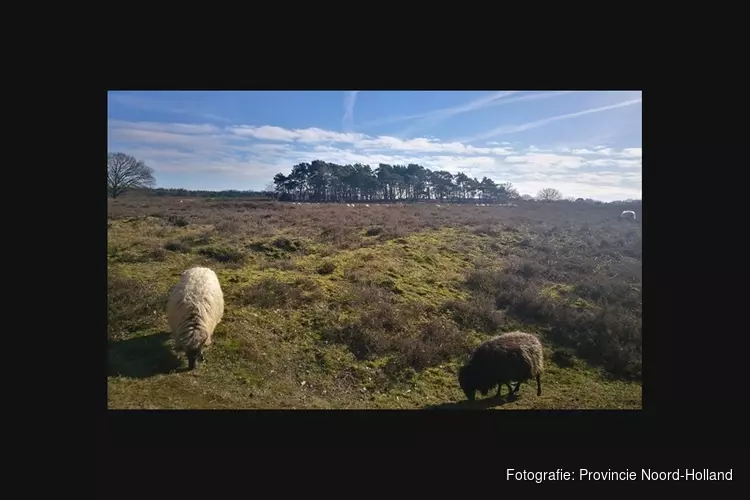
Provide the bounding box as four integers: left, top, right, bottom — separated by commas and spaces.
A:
291, 228, 487, 307
540, 282, 595, 310
540, 283, 575, 299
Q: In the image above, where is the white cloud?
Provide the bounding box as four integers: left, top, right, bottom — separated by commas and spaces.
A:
225, 123, 516, 156
622, 147, 642, 158
108, 118, 641, 201
107, 119, 221, 135
512, 178, 642, 201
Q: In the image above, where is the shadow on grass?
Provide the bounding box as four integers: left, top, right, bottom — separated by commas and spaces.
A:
424, 394, 515, 410
108, 332, 182, 378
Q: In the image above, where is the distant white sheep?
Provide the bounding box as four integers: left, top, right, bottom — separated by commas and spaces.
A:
621, 210, 636, 220
166, 267, 225, 370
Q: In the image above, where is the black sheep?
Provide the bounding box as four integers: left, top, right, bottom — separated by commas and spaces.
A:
458, 331, 544, 401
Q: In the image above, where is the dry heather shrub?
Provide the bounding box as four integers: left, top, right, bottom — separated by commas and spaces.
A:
215, 218, 244, 235
463, 262, 641, 380
166, 215, 189, 227
393, 316, 467, 371
319, 225, 360, 248
442, 294, 505, 333
112, 244, 169, 263
258, 257, 298, 271
198, 245, 247, 264
235, 277, 324, 308
317, 261, 336, 274
108, 273, 166, 341
321, 283, 471, 375
164, 240, 191, 253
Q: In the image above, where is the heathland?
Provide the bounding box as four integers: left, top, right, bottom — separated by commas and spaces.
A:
107, 195, 642, 409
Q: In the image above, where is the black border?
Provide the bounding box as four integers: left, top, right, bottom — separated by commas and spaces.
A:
92, 64, 746, 450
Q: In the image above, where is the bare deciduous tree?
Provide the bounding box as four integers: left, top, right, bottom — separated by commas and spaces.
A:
108, 152, 156, 198
499, 182, 520, 200
537, 187, 563, 202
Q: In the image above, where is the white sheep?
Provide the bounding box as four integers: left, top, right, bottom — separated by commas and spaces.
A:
621, 210, 636, 220
166, 266, 225, 370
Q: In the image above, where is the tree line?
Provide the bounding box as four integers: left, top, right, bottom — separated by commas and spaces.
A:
108, 152, 640, 204
144, 187, 272, 199
272, 160, 520, 203
107, 152, 272, 199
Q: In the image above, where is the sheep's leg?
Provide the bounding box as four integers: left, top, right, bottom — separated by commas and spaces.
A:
512, 381, 522, 396
536, 374, 542, 396
187, 354, 197, 370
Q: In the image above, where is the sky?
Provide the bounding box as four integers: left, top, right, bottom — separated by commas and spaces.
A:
107, 90, 642, 201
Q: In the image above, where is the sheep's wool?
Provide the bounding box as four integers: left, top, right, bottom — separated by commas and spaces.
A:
460, 331, 544, 399
167, 267, 225, 353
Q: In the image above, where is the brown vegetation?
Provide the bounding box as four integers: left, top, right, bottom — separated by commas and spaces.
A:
107, 193, 641, 409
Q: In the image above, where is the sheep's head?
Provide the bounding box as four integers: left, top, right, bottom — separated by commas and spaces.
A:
458, 364, 476, 401
186, 349, 201, 370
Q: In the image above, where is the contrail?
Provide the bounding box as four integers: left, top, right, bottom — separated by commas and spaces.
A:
357, 90, 518, 130
342, 91, 360, 131
398, 91, 577, 136
461, 97, 642, 142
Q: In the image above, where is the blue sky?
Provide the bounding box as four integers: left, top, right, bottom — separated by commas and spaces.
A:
107, 90, 642, 201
